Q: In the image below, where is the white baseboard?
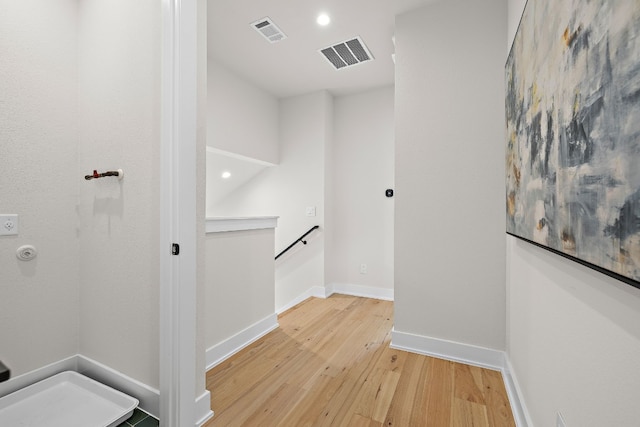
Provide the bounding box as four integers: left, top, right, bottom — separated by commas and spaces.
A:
195, 389, 214, 427
390, 329, 529, 427
277, 286, 328, 314
0, 355, 217, 423
77, 355, 160, 418
326, 283, 394, 301
278, 284, 394, 315
390, 328, 504, 371
0, 355, 77, 399
502, 356, 532, 427
206, 313, 279, 370
0, 355, 161, 417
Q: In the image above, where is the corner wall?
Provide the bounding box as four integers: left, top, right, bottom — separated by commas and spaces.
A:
330, 87, 395, 295
212, 91, 331, 311
77, 0, 161, 390
394, 0, 507, 351
506, 1, 640, 426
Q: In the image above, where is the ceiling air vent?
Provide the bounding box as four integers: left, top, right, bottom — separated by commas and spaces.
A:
319, 37, 374, 70
251, 17, 287, 43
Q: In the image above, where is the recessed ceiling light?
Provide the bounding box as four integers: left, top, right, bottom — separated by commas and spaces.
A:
317, 14, 330, 26
221, 171, 231, 179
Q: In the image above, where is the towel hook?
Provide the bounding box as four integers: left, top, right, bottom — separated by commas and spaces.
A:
84, 169, 124, 181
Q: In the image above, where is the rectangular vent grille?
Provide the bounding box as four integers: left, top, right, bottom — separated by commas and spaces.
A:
319, 37, 373, 70
251, 17, 287, 43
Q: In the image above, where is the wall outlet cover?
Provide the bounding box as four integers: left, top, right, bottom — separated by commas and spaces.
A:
0, 214, 18, 236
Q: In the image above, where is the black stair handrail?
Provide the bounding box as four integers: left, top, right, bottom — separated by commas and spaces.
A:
275, 225, 320, 260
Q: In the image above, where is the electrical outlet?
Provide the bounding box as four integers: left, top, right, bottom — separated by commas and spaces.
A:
557, 412, 567, 427
305, 206, 316, 217
0, 215, 18, 236
360, 263, 367, 274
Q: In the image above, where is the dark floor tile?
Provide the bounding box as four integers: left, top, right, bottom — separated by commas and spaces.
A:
127, 408, 149, 424
136, 415, 160, 427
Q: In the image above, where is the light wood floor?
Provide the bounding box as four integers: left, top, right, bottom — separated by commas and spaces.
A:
204, 295, 515, 427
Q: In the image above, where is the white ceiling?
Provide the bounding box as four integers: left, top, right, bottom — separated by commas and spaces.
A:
207, 0, 434, 98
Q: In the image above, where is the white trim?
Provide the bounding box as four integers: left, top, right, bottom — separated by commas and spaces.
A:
195, 390, 214, 427
206, 216, 278, 233
77, 355, 160, 418
277, 286, 328, 314
206, 314, 279, 370
277, 285, 394, 315
0, 350, 529, 427
160, 0, 200, 425
390, 328, 504, 372
326, 283, 394, 301
390, 330, 530, 427
502, 356, 532, 427
0, 356, 77, 399
205, 146, 276, 167
0, 355, 162, 420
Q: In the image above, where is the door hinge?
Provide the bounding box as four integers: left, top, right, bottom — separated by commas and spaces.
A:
172, 243, 180, 255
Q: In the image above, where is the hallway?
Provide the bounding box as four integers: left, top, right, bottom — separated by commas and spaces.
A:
205, 295, 515, 426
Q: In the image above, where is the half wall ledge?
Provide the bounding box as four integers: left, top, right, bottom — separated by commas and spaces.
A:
205, 216, 278, 233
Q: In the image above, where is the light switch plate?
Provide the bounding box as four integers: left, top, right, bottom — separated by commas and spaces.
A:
0, 215, 18, 236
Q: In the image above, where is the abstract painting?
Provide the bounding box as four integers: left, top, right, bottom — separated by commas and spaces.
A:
506, 0, 640, 287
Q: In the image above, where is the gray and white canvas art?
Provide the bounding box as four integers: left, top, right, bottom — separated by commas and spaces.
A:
506, 0, 640, 286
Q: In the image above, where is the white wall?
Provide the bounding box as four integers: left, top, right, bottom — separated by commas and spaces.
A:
213, 91, 331, 310
394, 0, 507, 350
330, 87, 395, 293
0, 0, 80, 377
210, 85, 395, 305
77, 0, 161, 390
506, 1, 640, 426
275, 92, 330, 309
205, 229, 275, 347
0, 0, 167, 398
206, 150, 272, 216
207, 60, 279, 164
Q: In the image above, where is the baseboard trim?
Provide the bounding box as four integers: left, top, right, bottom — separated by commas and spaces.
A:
0, 355, 217, 424
502, 356, 532, 427
0, 355, 77, 399
390, 329, 529, 426
195, 389, 214, 427
277, 286, 328, 314
206, 313, 279, 370
326, 283, 394, 301
390, 328, 504, 371
77, 355, 160, 418
278, 284, 394, 315
0, 355, 161, 418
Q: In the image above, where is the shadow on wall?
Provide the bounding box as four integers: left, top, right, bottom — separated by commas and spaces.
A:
91, 180, 124, 235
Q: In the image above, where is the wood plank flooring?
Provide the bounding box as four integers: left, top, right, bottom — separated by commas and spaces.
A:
204, 295, 515, 427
